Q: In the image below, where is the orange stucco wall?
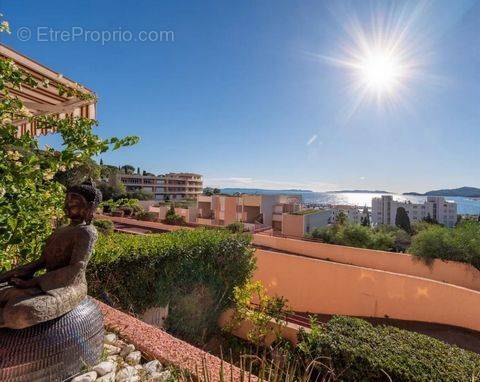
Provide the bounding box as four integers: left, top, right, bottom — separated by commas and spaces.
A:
253, 249, 480, 332
252, 234, 480, 291
281, 214, 304, 238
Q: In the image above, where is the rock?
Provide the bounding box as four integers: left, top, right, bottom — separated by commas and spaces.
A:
144, 360, 162, 374
104, 344, 121, 355
125, 350, 142, 366
104, 332, 118, 345
148, 370, 171, 382
107, 355, 122, 363
113, 339, 127, 349
93, 361, 117, 376
97, 372, 116, 382
120, 343, 135, 358
71, 371, 97, 382
115, 365, 139, 382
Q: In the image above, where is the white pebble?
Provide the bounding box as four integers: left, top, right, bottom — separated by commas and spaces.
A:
107, 355, 121, 363
104, 332, 118, 345
125, 350, 142, 366
148, 370, 171, 382
144, 360, 162, 374
120, 343, 135, 358
97, 371, 116, 382
104, 344, 121, 355
71, 371, 97, 382
115, 365, 139, 382
93, 361, 117, 376
113, 339, 127, 348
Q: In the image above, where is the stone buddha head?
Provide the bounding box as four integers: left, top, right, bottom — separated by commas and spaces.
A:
65, 181, 102, 224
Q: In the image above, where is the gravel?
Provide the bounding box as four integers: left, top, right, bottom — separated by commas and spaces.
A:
72, 332, 175, 382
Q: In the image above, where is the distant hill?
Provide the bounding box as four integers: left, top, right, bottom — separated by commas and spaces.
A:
328, 189, 392, 194
403, 187, 480, 197
220, 188, 313, 195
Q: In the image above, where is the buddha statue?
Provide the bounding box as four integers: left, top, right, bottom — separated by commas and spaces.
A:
0, 181, 102, 329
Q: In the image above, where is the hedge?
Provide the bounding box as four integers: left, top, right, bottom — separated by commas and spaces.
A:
88, 229, 255, 343
92, 219, 114, 235
409, 221, 480, 270
309, 223, 398, 251
296, 316, 480, 381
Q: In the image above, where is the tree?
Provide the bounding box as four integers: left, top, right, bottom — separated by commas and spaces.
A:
203, 187, 213, 196
97, 180, 126, 201
423, 213, 438, 225
0, 17, 138, 268
100, 163, 119, 180
125, 189, 154, 200
121, 164, 135, 174
213, 188, 221, 194
361, 206, 370, 227
395, 207, 412, 233
336, 210, 348, 226
54, 157, 101, 188
165, 204, 185, 225
99, 158, 103, 166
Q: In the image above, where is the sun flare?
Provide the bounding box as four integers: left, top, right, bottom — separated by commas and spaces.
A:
315, 2, 431, 114
357, 51, 404, 93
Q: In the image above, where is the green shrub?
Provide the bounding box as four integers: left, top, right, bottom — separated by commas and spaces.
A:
88, 229, 255, 343
93, 219, 114, 235
296, 316, 480, 381
226, 221, 244, 233
164, 213, 185, 225
409, 221, 480, 269
135, 211, 158, 222
163, 204, 185, 225
309, 224, 396, 251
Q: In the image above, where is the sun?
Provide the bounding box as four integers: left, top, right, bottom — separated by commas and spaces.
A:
313, 2, 431, 114
357, 51, 404, 94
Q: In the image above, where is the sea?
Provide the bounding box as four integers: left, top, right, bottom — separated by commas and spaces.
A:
220, 189, 480, 216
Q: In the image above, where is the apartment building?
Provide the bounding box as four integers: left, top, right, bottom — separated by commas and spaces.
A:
372, 195, 458, 228
161, 173, 203, 200
196, 194, 302, 231
282, 209, 333, 237
113, 172, 203, 201
330, 205, 368, 225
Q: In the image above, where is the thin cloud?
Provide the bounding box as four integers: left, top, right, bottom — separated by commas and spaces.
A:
306, 134, 318, 146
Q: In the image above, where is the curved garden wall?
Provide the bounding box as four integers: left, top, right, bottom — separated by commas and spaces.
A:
253, 234, 480, 291
254, 249, 480, 332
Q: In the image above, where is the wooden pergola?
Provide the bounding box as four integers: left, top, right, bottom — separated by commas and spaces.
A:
0, 43, 96, 138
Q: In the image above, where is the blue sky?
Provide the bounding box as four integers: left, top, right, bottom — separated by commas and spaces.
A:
2, 0, 480, 193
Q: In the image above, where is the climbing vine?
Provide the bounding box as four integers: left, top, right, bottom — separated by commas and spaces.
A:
0, 16, 138, 269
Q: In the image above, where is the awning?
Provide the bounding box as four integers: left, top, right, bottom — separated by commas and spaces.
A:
0, 43, 96, 138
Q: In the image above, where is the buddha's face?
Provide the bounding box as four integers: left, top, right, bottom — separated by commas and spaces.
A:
65, 192, 89, 221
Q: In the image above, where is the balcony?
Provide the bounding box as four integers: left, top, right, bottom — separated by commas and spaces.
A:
272, 213, 283, 222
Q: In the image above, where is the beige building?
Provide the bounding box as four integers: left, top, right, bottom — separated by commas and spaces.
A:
197, 194, 301, 231
330, 205, 368, 225
372, 195, 457, 228
281, 209, 333, 237
114, 172, 203, 201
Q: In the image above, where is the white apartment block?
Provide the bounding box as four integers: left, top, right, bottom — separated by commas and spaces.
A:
330, 205, 369, 225
372, 195, 457, 228
113, 172, 203, 201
